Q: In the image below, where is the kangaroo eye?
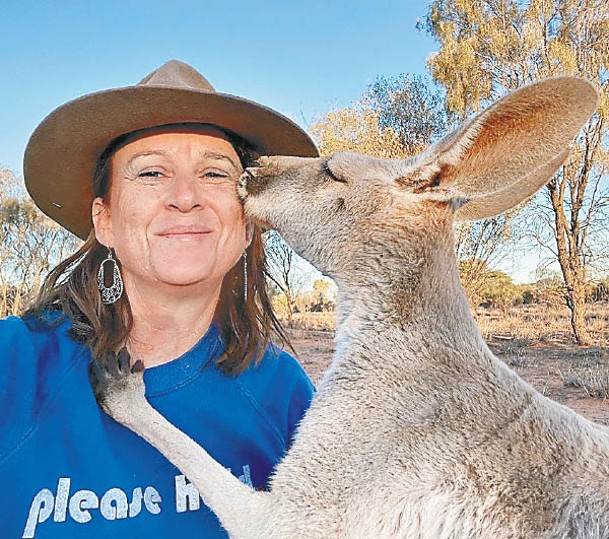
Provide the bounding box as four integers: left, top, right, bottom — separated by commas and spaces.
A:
323, 162, 348, 184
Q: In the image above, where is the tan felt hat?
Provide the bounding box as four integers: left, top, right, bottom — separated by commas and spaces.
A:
24, 60, 319, 239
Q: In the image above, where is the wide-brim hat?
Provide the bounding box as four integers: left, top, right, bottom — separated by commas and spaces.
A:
24, 60, 319, 240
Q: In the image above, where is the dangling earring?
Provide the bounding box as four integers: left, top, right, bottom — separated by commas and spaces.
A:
243, 251, 248, 302
97, 248, 124, 305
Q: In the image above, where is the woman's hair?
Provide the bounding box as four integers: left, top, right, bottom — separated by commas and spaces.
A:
26, 123, 292, 375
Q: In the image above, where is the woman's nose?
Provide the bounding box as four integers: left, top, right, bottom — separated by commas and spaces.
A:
167, 172, 202, 211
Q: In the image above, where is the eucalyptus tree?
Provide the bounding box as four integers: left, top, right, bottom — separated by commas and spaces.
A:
422, 0, 609, 343
0, 168, 80, 316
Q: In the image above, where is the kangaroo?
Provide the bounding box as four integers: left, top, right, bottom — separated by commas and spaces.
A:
91, 77, 606, 538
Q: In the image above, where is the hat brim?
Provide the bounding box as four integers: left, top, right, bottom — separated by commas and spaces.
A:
24, 86, 319, 239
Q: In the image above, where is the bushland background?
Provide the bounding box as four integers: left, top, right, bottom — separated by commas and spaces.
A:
1, 1, 608, 422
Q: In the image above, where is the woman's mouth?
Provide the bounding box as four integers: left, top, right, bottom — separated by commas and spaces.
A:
157, 225, 213, 239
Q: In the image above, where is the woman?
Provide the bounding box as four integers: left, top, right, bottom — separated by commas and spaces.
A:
1, 60, 318, 538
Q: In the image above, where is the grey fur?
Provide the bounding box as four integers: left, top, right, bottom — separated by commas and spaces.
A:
92, 77, 606, 538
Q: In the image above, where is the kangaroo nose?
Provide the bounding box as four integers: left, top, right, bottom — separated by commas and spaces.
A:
239, 167, 267, 198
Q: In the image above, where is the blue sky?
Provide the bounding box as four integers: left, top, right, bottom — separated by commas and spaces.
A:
1, 0, 546, 283
1, 0, 436, 174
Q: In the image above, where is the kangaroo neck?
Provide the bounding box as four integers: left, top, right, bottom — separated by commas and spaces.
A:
333, 248, 482, 359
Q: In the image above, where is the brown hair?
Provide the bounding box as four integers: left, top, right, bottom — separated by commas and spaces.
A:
26, 124, 292, 375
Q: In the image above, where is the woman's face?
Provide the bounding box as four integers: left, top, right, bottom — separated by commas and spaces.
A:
92, 127, 248, 294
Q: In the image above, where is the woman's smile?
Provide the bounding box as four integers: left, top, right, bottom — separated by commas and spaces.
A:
156, 224, 214, 239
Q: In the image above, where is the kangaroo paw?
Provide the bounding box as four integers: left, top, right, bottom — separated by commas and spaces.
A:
89, 347, 147, 421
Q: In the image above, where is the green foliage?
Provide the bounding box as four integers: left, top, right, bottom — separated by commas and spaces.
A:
310, 75, 446, 158
519, 284, 535, 305
310, 103, 408, 158
530, 269, 566, 309
459, 258, 520, 310
478, 269, 520, 312
308, 279, 336, 313
366, 74, 448, 155
423, 0, 609, 119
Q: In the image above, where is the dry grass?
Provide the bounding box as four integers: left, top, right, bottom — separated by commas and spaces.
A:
283, 304, 609, 347
281, 304, 609, 403
475, 304, 609, 346
286, 312, 336, 331
467, 304, 609, 399
559, 365, 609, 399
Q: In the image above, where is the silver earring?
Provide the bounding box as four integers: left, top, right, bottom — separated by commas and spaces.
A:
98, 248, 124, 305
243, 251, 248, 302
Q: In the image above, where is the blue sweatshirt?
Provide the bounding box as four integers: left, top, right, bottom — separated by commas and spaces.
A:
0, 315, 314, 538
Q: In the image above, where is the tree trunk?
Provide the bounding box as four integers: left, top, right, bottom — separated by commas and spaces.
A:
566, 275, 592, 345
547, 176, 592, 346
285, 290, 295, 329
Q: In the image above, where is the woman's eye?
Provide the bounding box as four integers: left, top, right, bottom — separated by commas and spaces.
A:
203, 170, 231, 181
138, 170, 164, 178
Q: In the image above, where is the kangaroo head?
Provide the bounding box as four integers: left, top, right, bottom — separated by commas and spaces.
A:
240, 78, 598, 284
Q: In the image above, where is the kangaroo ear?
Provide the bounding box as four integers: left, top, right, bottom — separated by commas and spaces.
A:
417, 77, 599, 220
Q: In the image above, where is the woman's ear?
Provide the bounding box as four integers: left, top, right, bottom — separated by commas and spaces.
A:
92, 197, 113, 248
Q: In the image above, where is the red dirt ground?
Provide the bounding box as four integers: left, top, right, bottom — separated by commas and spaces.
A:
289, 329, 609, 426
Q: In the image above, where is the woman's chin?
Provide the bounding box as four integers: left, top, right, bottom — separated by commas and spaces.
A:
158, 256, 237, 288
123, 251, 240, 293
154, 269, 221, 289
